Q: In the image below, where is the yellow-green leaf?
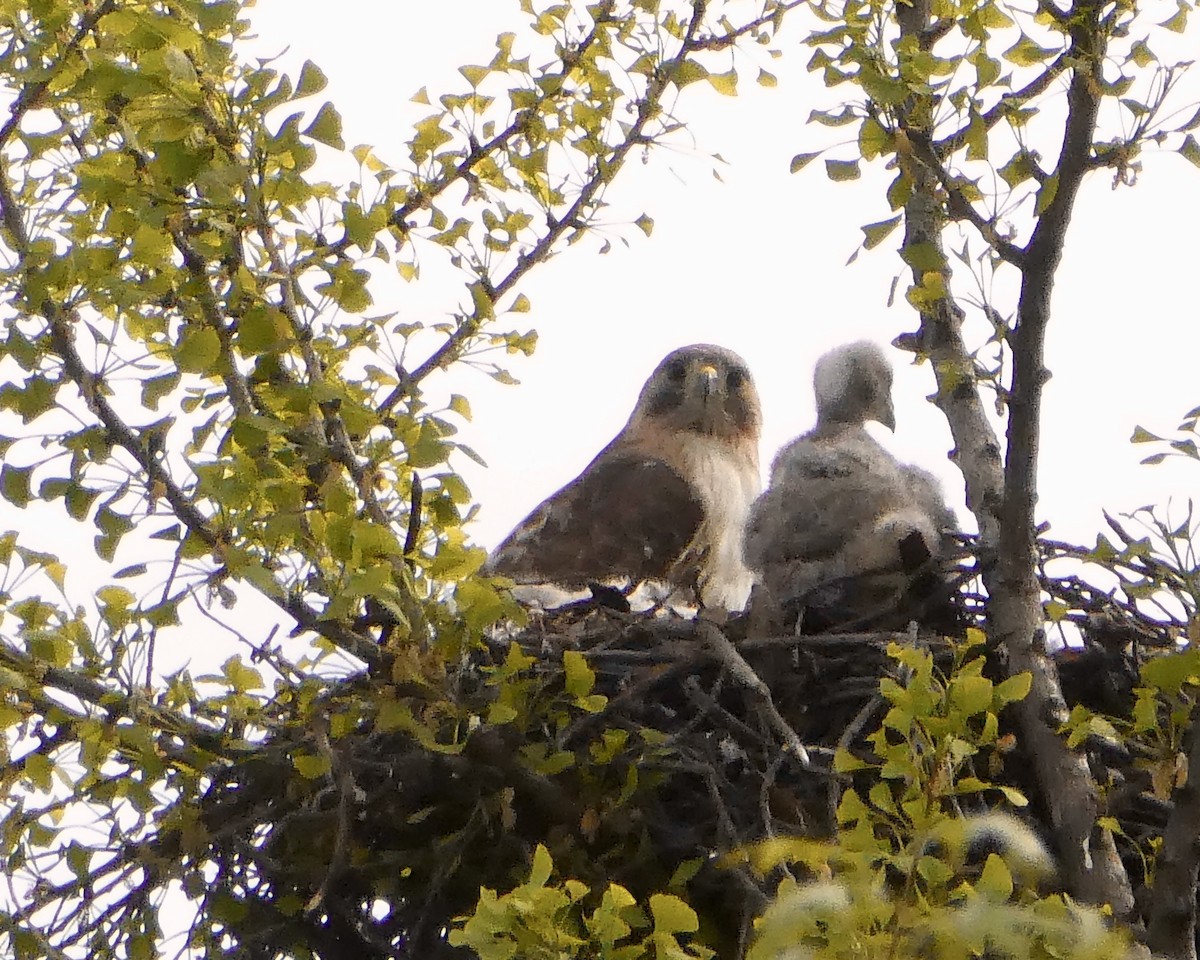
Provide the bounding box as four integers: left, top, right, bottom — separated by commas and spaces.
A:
303, 102, 344, 149
858, 116, 891, 160
295, 60, 328, 98
292, 751, 332, 779
976, 853, 1014, 901
825, 158, 861, 181
707, 68, 738, 97
649, 893, 699, 934
1003, 34, 1057, 67
177, 327, 221, 374
1180, 134, 1200, 168
790, 151, 820, 173
861, 215, 901, 249
1159, 1, 1189, 32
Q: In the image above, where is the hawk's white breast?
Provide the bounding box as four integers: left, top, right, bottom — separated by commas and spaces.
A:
675, 433, 760, 611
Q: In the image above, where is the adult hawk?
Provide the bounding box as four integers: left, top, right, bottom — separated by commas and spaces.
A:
485, 344, 762, 611
744, 341, 956, 632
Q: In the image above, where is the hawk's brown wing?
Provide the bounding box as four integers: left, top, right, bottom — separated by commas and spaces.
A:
486, 453, 705, 588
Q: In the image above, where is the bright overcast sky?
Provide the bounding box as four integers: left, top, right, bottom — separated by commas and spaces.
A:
244, 0, 1200, 555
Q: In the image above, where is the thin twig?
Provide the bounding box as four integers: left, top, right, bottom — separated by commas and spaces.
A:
695, 620, 813, 768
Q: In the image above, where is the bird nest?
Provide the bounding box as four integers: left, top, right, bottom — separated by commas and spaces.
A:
194, 544, 1178, 959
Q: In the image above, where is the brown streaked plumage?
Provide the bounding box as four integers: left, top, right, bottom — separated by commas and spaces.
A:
485, 344, 762, 611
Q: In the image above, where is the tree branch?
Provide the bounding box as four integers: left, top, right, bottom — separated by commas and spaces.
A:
379, 0, 720, 408
895, 0, 1133, 915
1146, 701, 1200, 960
990, 0, 1133, 915
904, 128, 1027, 268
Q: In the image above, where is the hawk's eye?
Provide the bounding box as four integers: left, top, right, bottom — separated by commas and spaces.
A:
665, 359, 688, 381
726, 368, 745, 391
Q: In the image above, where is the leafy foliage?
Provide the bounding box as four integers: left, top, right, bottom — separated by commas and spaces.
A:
741, 640, 1133, 960
0, 2, 808, 957
451, 844, 712, 960
2, 0, 1200, 959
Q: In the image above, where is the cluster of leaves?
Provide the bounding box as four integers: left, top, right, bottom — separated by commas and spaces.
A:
451, 844, 712, 960
741, 640, 1134, 960
792, 0, 1199, 405
834, 634, 1032, 816
796, 0, 1199, 253
0, 2, 816, 957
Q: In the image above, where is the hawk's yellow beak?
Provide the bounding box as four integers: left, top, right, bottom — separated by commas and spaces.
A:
698, 364, 719, 398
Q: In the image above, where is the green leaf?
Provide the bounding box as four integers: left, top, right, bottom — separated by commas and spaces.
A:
976, 854, 1014, 901
858, 116, 890, 160
563, 650, 595, 699
994, 672, 1032, 706
529, 843, 554, 886
97, 585, 136, 614
1127, 40, 1156, 68
459, 64, 489, 87
1159, 1, 1189, 32
303, 102, 345, 149
809, 107, 858, 127
1003, 34, 1057, 67
997, 785, 1029, 806
23, 752, 53, 790
1142, 649, 1200, 695
861, 216, 901, 249
833, 747, 869, 773
825, 159, 861, 181
1043, 599, 1069, 622
649, 893, 699, 934
965, 112, 988, 161
238, 305, 291, 355
141, 371, 181, 410
672, 59, 709, 88
292, 751, 332, 779
977, 3, 1015, 28
1180, 134, 1200, 169
1130, 425, 1164, 443
1, 463, 33, 507
295, 60, 328, 98
1035, 174, 1058, 215
634, 213, 654, 237
790, 152, 820, 173
177, 326, 221, 374
756, 69, 777, 87
707, 69, 738, 96
900, 241, 944, 272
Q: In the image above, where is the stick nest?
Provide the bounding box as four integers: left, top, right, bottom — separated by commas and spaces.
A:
195, 542, 1178, 959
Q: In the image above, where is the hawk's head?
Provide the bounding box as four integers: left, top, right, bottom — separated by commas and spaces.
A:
634, 344, 761, 442
813, 341, 895, 431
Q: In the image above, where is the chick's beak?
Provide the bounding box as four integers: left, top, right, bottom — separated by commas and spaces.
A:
698, 363, 719, 400
879, 397, 896, 432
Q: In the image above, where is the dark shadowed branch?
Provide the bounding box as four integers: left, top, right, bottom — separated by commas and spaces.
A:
1146, 701, 1200, 960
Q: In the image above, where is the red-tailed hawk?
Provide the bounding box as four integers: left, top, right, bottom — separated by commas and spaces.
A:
744, 341, 956, 632
485, 344, 762, 611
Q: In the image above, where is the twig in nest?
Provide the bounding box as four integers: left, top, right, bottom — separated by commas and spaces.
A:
695, 621, 813, 768
304, 727, 356, 915
682, 676, 767, 755
828, 694, 884, 825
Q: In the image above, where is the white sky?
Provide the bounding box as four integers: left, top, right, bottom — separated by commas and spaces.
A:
244, 0, 1200, 557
